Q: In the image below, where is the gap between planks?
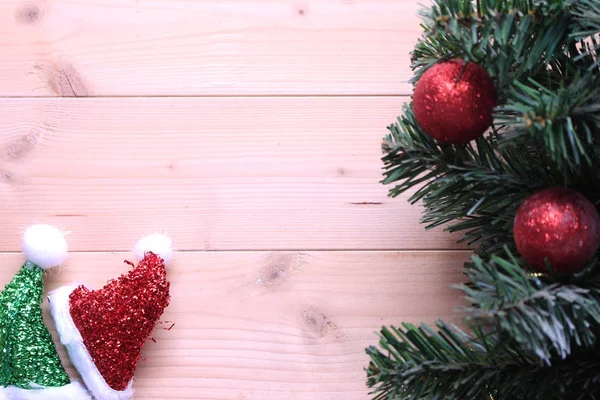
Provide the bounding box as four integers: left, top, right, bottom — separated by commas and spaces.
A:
0, 94, 409, 100
0, 249, 473, 255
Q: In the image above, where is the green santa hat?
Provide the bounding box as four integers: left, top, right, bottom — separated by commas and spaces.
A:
0, 224, 90, 399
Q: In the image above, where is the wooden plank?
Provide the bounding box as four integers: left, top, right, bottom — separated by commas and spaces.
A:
0, 250, 469, 399
0, 96, 464, 252
0, 0, 422, 97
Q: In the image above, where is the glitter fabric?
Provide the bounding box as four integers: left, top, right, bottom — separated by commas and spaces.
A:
68, 252, 170, 391
0, 262, 71, 389
413, 58, 497, 144
514, 187, 600, 273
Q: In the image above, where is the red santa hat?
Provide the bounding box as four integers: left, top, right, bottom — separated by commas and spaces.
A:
48, 234, 172, 400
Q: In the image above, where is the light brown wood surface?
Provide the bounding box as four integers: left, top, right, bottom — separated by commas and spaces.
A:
0, 97, 463, 252
5, 251, 468, 399
0, 0, 422, 97
0, 0, 469, 399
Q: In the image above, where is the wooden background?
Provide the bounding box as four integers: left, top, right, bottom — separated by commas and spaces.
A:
0, 0, 469, 398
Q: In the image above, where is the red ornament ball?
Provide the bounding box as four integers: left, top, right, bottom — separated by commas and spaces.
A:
513, 187, 600, 274
413, 59, 497, 144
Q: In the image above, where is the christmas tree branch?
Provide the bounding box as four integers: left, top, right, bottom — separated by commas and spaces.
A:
382, 105, 558, 253
570, 0, 600, 37
366, 320, 600, 400
366, 320, 523, 400
411, 0, 574, 84
460, 252, 600, 364
371, 0, 600, 398
495, 75, 600, 171
383, 0, 600, 252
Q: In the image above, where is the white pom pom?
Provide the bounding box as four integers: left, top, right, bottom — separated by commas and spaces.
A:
22, 224, 68, 270
134, 233, 173, 265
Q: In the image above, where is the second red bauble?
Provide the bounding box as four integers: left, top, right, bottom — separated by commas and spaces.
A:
413, 59, 497, 144
513, 187, 600, 274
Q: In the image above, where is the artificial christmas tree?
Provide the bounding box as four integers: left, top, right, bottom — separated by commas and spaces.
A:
366, 1, 600, 399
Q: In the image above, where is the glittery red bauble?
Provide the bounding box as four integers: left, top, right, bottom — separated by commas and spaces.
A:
413, 59, 497, 144
514, 187, 600, 274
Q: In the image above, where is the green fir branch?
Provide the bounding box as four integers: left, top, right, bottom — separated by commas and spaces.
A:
495, 74, 600, 170
382, 0, 600, 252
410, 0, 575, 86
569, 0, 600, 38
366, 320, 600, 400
460, 252, 600, 364
370, 0, 600, 398
381, 105, 558, 253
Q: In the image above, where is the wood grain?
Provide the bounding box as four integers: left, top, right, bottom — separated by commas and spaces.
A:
0, 2, 467, 398
0, 97, 464, 252
0, 0, 422, 97
0, 250, 469, 399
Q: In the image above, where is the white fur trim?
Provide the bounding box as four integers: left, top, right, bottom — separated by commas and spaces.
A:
48, 285, 134, 400
0, 387, 8, 400
22, 225, 68, 270
134, 233, 173, 265
1, 382, 90, 400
